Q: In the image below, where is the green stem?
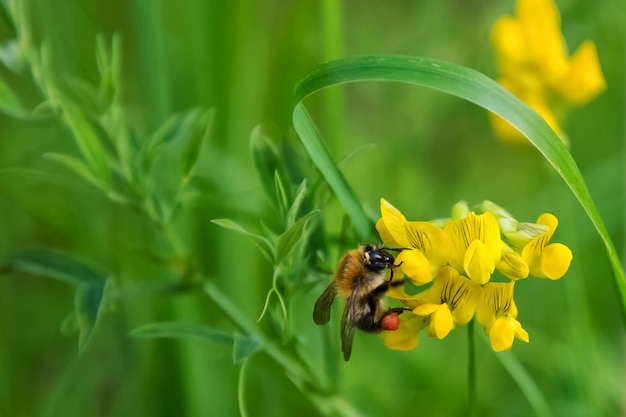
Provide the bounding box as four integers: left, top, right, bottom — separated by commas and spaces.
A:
238, 359, 250, 417
321, 0, 344, 149
204, 282, 363, 417
468, 320, 477, 416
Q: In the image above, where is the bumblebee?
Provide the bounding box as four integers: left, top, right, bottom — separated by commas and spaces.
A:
313, 244, 407, 361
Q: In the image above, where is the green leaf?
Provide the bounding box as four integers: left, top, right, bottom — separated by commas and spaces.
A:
75, 281, 106, 353
292, 105, 370, 238
211, 219, 275, 263
274, 170, 289, 216
233, 333, 262, 364
1, 249, 108, 353
250, 123, 284, 205
44, 153, 105, 189
292, 54, 626, 318
286, 179, 307, 227
1, 249, 107, 285
180, 108, 215, 185
139, 112, 186, 176
130, 321, 235, 345
276, 210, 320, 262
59, 98, 112, 186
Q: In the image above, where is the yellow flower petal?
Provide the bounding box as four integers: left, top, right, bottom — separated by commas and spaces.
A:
497, 243, 530, 280
537, 243, 573, 280
515, 321, 530, 343
521, 213, 572, 279
444, 211, 501, 279
430, 304, 454, 339
413, 302, 440, 316
464, 240, 496, 285
490, 317, 516, 352
557, 41, 606, 105
475, 281, 516, 328
378, 199, 450, 277
516, 0, 569, 83
403, 221, 450, 271
375, 218, 400, 248
378, 198, 411, 247
396, 249, 433, 285
491, 16, 528, 72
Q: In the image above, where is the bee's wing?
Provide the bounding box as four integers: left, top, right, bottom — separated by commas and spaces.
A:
341, 299, 356, 361
341, 280, 363, 361
313, 283, 336, 325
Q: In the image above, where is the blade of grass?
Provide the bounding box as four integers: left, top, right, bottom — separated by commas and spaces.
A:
292, 54, 626, 319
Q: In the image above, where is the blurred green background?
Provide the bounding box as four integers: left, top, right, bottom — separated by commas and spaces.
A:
0, 0, 624, 416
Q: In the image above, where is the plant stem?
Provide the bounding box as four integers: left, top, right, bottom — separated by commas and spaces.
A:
204, 282, 363, 417
238, 359, 250, 417
468, 320, 477, 416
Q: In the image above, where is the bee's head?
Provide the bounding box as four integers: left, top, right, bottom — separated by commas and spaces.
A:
363, 245, 394, 270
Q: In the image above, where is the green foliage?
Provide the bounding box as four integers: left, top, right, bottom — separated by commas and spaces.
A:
130, 321, 262, 364
1, 249, 108, 352
0, 1, 624, 417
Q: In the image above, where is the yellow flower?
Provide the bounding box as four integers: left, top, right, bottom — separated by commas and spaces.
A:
443, 201, 502, 285
376, 198, 450, 285
490, 0, 606, 145
476, 281, 529, 351
521, 213, 573, 279
410, 267, 481, 339
482, 200, 571, 280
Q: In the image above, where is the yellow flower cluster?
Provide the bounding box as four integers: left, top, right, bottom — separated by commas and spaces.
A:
376, 198, 572, 352
490, 0, 606, 145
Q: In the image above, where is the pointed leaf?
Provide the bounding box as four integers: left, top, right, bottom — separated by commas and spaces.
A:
274, 170, 289, 216
181, 108, 215, 184
250, 123, 284, 205
130, 321, 235, 345
286, 179, 307, 227
59, 98, 111, 186
75, 281, 106, 353
212, 219, 274, 263
276, 210, 320, 261
44, 153, 104, 189
1, 249, 107, 285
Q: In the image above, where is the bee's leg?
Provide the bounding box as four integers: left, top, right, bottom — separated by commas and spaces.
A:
371, 281, 391, 297
389, 278, 405, 288
389, 261, 403, 282
371, 278, 405, 299
388, 307, 411, 314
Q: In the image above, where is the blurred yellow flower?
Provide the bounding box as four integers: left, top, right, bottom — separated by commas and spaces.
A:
490, 0, 606, 145
476, 281, 529, 351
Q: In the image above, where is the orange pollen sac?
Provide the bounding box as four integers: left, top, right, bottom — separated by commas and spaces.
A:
381, 312, 400, 331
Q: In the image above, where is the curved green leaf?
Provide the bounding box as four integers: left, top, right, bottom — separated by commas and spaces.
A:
1, 249, 109, 352
211, 219, 275, 263
75, 281, 107, 353
130, 321, 235, 345
1, 249, 107, 285
292, 54, 626, 317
